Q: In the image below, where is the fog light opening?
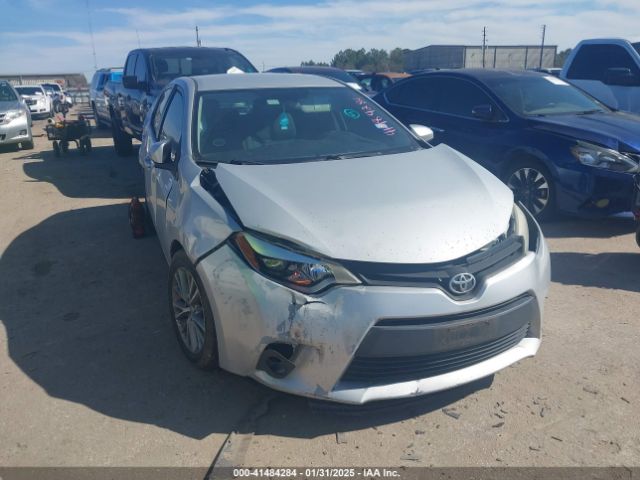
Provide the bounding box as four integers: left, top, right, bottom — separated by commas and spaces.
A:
257, 343, 296, 379
19, 130, 27, 136
595, 198, 610, 208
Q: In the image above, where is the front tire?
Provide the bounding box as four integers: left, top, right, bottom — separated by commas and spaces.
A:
21, 140, 34, 150
168, 250, 219, 369
504, 160, 555, 220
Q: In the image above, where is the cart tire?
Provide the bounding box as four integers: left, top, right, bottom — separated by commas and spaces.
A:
61, 141, 69, 154
85, 137, 92, 153
53, 141, 60, 157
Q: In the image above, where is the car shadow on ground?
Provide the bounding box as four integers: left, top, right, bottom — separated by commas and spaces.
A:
17, 144, 143, 199
551, 251, 640, 293
541, 215, 636, 239
0, 203, 491, 440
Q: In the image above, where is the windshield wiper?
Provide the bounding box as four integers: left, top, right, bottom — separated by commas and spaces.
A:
321, 152, 374, 161
576, 109, 602, 115
228, 159, 265, 165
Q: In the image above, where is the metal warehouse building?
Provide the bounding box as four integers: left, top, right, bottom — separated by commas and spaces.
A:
404, 45, 557, 71
0, 73, 88, 88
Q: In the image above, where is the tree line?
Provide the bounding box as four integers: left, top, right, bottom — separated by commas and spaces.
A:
302, 48, 406, 72
301, 47, 572, 71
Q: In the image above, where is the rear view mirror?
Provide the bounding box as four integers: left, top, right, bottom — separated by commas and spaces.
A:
472, 104, 495, 121
149, 139, 172, 165
604, 68, 640, 87
409, 124, 434, 142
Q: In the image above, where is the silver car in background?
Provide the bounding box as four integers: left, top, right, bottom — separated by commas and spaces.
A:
0, 81, 33, 150
14, 85, 52, 119
139, 73, 550, 404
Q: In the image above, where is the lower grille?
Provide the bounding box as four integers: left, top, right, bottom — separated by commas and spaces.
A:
341, 323, 529, 386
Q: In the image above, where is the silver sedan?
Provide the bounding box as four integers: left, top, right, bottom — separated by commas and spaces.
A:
139, 73, 550, 404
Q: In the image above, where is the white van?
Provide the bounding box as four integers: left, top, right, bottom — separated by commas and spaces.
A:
561, 38, 640, 114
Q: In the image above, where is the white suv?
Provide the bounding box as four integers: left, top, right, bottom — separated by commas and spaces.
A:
14, 85, 52, 119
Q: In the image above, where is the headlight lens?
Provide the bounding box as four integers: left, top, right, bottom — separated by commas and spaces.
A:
510, 204, 530, 250
571, 141, 639, 173
231, 232, 360, 293
4, 109, 26, 122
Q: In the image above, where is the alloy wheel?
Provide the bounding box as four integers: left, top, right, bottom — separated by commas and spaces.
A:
507, 167, 550, 216
171, 267, 206, 355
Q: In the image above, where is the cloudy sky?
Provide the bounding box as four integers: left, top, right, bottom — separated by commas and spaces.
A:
1, 0, 639, 78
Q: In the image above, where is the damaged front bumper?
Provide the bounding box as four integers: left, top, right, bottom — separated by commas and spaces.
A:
196, 236, 550, 404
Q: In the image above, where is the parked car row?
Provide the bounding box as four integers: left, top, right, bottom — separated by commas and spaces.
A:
0, 81, 33, 150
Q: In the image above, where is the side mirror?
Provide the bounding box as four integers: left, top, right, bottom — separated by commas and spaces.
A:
472, 104, 495, 121
123, 75, 147, 90
409, 124, 434, 142
604, 67, 640, 86
149, 139, 173, 165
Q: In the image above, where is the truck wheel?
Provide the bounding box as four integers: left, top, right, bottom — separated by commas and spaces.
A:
111, 119, 133, 156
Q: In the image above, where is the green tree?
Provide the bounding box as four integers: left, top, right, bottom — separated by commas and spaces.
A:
301, 60, 329, 66
555, 48, 572, 68
389, 48, 405, 72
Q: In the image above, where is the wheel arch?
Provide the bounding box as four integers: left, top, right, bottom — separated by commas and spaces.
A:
500, 146, 557, 181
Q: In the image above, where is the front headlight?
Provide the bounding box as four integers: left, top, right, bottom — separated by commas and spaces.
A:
510, 204, 530, 250
571, 141, 639, 173
4, 109, 26, 122
231, 232, 360, 294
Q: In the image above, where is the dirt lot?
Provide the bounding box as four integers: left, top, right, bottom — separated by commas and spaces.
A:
0, 110, 639, 469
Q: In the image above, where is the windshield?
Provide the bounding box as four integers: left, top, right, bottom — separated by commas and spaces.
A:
16, 86, 43, 96
42, 83, 62, 92
0, 84, 18, 102
195, 87, 420, 164
150, 50, 257, 86
486, 75, 608, 116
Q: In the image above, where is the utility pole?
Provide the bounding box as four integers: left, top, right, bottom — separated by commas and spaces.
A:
85, 0, 98, 70
195, 26, 202, 47
482, 27, 487, 68
539, 24, 546, 69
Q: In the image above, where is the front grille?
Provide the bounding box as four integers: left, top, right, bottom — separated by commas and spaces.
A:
340, 323, 529, 386
342, 234, 524, 298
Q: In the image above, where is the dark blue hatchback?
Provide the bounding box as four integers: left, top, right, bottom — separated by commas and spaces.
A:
374, 69, 640, 219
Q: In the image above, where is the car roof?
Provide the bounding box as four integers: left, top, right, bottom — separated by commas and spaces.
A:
135, 46, 242, 56
415, 68, 548, 81
191, 72, 342, 91
271, 66, 347, 74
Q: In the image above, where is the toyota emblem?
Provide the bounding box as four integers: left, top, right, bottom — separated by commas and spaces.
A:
449, 272, 476, 295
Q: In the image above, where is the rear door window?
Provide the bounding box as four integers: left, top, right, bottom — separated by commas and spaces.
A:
386, 77, 438, 110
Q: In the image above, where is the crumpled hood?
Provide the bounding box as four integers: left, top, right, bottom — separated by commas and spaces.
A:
216, 144, 514, 264
531, 111, 640, 153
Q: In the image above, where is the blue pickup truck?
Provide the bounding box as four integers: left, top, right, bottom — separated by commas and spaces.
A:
108, 46, 257, 156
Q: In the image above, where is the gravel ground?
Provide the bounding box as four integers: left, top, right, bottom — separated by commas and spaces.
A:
0, 109, 638, 469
